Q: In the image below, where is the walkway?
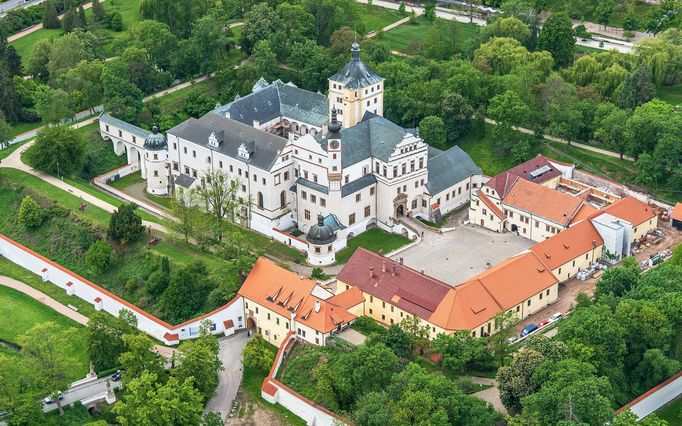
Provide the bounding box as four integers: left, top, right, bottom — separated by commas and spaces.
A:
482, 118, 634, 161
366, 16, 411, 38
461, 376, 508, 415
205, 332, 249, 421
0, 275, 176, 357
7, 0, 107, 43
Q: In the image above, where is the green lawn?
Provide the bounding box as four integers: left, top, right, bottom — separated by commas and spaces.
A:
335, 228, 411, 264
381, 16, 478, 55
7, 121, 42, 139
0, 139, 30, 161
454, 124, 527, 176
359, 4, 404, 34
0, 285, 89, 379
654, 396, 682, 425
108, 171, 144, 190
240, 343, 306, 426
657, 84, 682, 106
150, 78, 222, 116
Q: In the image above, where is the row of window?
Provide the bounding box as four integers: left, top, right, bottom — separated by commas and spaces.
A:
374, 158, 425, 178
301, 191, 326, 207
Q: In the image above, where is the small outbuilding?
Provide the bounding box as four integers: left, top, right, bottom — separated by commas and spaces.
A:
672, 203, 682, 231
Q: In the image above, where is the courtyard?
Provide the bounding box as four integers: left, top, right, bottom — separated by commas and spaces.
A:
395, 213, 534, 286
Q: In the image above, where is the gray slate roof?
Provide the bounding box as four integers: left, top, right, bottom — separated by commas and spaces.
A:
168, 113, 287, 172
426, 146, 482, 195
341, 174, 376, 197
214, 80, 328, 128
175, 173, 196, 189
335, 114, 411, 168
295, 177, 329, 195
99, 112, 150, 139
328, 43, 384, 89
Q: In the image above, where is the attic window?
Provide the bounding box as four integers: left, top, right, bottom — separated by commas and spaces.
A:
537, 268, 546, 273
471, 305, 486, 314
563, 243, 570, 249
345, 70, 350, 77
544, 253, 551, 259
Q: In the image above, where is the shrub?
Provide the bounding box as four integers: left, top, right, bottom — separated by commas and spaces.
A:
108, 204, 144, 244
243, 334, 275, 371
574, 24, 591, 39
352, 316, 387, 336
106, 12, 123, 31
18, 195, 45, 229
85, 239, 115, 274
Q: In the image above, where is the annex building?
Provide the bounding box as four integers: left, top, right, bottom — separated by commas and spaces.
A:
98, 43, 482, 265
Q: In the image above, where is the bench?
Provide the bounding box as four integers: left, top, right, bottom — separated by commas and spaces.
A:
67, 304, 79, 312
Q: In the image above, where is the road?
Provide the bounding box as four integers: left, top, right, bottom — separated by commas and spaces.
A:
0, 0, 43, 15
205, 332, 249, 421
6, 0, 106, 42
42, 376, 121, 413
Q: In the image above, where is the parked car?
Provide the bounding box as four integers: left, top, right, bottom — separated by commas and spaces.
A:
507, 336, 518, 344
111, 371, 122, 382
43, 392, 63, 404
537, 319, 550, 328
520, 323, 538, 337
549, 312, 563, 322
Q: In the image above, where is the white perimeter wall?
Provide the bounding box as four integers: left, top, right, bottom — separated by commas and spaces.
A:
0, 234, 245, 345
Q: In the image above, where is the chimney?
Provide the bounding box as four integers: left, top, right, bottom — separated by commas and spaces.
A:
369, 266, 374, 279
391, 262, 397, 276
399, 257, 403, 265
421, 270, 424, 275
315, 300, 321, 313
379, 249, 384, 256
382, 261, 386, 273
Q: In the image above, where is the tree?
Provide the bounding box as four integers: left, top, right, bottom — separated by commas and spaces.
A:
622, 8, 638, 32
19, 322, 77, 416
440, 91, 474, 139
108, 203, 144, 244
48, 29, 104, 83
289, 40, 341, 92
616, 64, 656, 109
337, 343, 401, 397
380, 324, 413, 359
0, 354, 45, 425
497, 349, 545, 411
251, 39, 278, 81
77, 5, 87, 30
85, 240, 115, 274
59, 59, 104, 113
593, 104, 629, 159
487, 90, 531, 153
61, 5, 77, 33
275, 2, 316, 58
161, 262, 216, 323
102, 62, 144, 122
188, 15, 227, 76
113, 372, 203, 425
34, 86, 75, 124
202, 411, 225, 426
42, 0, 60, 29
424, 19, 458, 60
537, 12, 575, 67
193, 168, 243, 243
118, 333, 165, 383
108, 12, 124, 31
92, 0, 105, 23
424, 0, 436, 20
632, 348, 680, 395
240, 3, 282, 55
28, 40, 52, 81
87, 310, 137, 372
124, 21, 178, 72
596, 264, 640, 298
242, 334, 275, 371
25, 125, 86, 176
18, 195, 45, 229
166, 189, 203, 243
418, 116, 446, 149
489, 310, 518, 366
304, 0, 360, 45
352, 391, 391, 425
0, 118, 10, 147
174, 322, 222, 401
482, 17, 531, 45
594, 0, 616, 28
624, 99, 679, 158
431, 331, 488, 374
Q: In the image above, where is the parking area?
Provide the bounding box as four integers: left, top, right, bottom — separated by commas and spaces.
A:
394, 223, 534, 286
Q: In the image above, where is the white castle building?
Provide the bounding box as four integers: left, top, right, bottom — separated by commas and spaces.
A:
99, 43, 483, 265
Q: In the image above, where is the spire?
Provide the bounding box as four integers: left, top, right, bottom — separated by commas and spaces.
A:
351, 42, 360, 61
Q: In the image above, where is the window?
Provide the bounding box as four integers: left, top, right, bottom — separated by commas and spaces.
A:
301, 191, 307, 200
572, 260, 576, 267
118, 130, 122, 137
356, 193, 361, 202
412, 200, 417, 209
313, 174, 318, 183
393, 166, 398, 177
255, 307, 259, 314
482, 209, 487, 215
253, 174, 257, 182
219, 161, 223, 169
241, 185, 246, 192
311, 194, 316, 203
275, 174, 281, 185
344, 175, 349, 184
422, 200, 427, 207
458, 187, 462, 195
173, 162, 178, 171
415, 181, 419, 188
280, 191, 286, 208
304, 209, 311, 220
539, 292, 543, 300
192, 150, 196, 158
153, 170, 158, 177
527, 300, 531, 306
546, 289, 550, 296
558, 268, 562, 275
364, 205, 371, 217
276, 318, 279, 325
257, 192, 264, 209
402, 163, 406, 175
419, 157, 424, 169
535, 221, 539, 228
183, 147, 187, 154
349, 213, 356, 225
230, 165, 234, 172
320, 198, 326, 207
370, 187, 375, 196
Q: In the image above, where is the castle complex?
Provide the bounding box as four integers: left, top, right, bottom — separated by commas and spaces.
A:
99, 43, 482, 264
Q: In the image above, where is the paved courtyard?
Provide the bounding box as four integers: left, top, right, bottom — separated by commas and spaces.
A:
393, 222, 534, 286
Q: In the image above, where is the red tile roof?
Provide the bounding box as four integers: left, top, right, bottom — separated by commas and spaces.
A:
261, 379, 278, 397
601, 196, 657, 227
430, 281, 502, 330
503, 178, 588, 226
223, 320, 234, 329
336, 248, 451, 319
486, 155, 563, 197
673, 203, 682, 222
531, 219, 603, 271
163, 332, 179, 342
327, 286, 365, 310
477, 190, 505, 220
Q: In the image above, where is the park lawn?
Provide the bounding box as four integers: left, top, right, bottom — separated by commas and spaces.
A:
575, 44, 603, 55
0, 139, 29, 161
359, 4, 404, 34
10, 0, 142, 63
657, 84, 682, 106
8, 121, 42, 139
0, 285, 89, 379
381, 16, 478, 55
335, 228, 411, 264
240, 343, 306, 426
108, 171, 144, 190
454, 124, 532, 176
150, 78, 222, 116
654, 395, 682, 425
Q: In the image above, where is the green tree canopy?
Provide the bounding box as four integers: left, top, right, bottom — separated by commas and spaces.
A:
25, 125, 86, 176
107, 203, 144, 244
537, 12, 575, 67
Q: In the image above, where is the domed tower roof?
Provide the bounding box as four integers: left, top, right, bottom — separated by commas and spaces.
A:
144, 126, 167, 151
307, 215, 336, 245
328, 106, 342, 135
328, 42, 384, 89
